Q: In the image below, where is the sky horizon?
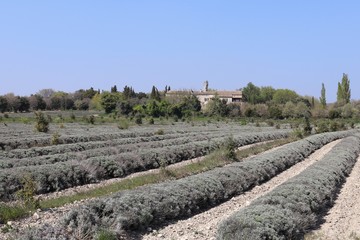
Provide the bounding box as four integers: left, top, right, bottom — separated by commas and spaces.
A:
1, 1, 359, 102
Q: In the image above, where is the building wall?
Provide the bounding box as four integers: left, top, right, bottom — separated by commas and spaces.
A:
196, 94, 233, 105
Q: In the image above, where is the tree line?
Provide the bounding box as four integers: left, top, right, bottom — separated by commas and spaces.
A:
0, 73, 356, 120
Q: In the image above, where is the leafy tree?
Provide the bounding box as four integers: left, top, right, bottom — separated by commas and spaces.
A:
18, 97, 30, 112
259, 86, 276, 103
0, 96, 8, 113
273, 89, 299, 104
337, 73, 351, 104
227, 103, 241, 117
242, 82, 261, 104
180, 95, 201, 113
282, 102, 296, 118
4, 93, 20, 112
123, 86, 136, 99
268, 105, 283, 119
342, 74, 351, 103
84, 87, 98, 99
89, 93, 102, 110
254, 104, 269, 118
37, 89, 55, 98
101, 92, 121, 114
204, 96, 228, 117
117, 101, 133, 115
337, 82, 343, 104
29, 95, 47, 110
319, 83, 326, 108
295, 102, 311, 118
341, 103, 353, 118
74, 99, 90, 110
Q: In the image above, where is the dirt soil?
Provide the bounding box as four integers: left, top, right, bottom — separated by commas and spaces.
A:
306, 155, 360, 240
141, 140, 341, 240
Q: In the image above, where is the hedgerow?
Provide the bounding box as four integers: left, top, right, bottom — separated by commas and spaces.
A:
216, 135, 360, 240
0, 131, 289, 200
18, 130, 355, 239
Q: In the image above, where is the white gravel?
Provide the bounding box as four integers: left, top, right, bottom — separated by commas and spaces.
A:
142, 140, 341, 240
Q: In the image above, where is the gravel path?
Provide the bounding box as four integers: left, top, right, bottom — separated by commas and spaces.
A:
142, 139, 342, 240
305, 155, 360, 240
37, 140, 275, 201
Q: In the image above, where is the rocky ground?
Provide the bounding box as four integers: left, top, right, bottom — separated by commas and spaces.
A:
4, 138, 358, 240
306, 155, 360, 240
141, 140, 341, 240
0, 140, 273, 239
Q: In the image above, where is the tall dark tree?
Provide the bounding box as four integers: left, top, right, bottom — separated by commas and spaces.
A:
18, 97, 30, 112
341, 73, 351, 103
337, 73, 351, 104
0, 97, 8, 113
111, 85, 118, 93
150, 86, 161, 101
319, 83, 326, 108
123, 86, 136, 99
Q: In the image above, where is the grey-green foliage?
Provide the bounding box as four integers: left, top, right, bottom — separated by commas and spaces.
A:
320, 82, 326, 108
337, 73, 351, 104
0, 131, 290, 200
217, 135, 360, 240
19, 131, 355, 239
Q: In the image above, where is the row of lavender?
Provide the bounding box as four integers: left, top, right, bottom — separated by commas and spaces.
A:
217, 134, 360, 239
18, 130, 356, 239
0, 129, 290, 200
0, 130, 265, 169
0, 123, 273, 150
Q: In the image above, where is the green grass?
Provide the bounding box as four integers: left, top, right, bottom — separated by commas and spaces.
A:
0, 136, 296, 222
0, 204, 33, 224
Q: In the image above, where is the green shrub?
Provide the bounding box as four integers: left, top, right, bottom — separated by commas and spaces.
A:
155, 129, 164, 135
267, 120, 274, 127
15, 175, 39, 209
34, 111, 49, 133
88, 115, 95, 124
135, 115, 142, 125
224, 136, 236, 161
148, 118, 155, 125
70, 113, 76, 120
51, 132, 61, 145
315, 121, 329, 133
118, 119, 129, 130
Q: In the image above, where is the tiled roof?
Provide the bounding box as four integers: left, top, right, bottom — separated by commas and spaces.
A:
167, 90, 242, 98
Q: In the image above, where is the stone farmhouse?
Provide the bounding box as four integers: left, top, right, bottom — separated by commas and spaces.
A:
166, 81, 243, 106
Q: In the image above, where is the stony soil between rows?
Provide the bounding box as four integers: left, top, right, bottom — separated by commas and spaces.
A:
0, 140, 274, 239
306, 155, 360, 240
141, 139, 342, 240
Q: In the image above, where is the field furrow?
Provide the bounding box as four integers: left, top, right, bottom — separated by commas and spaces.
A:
142, 139, 341, 240
15, 131, 353, 239
305, 155, 360, 240
217, 135, 360, 239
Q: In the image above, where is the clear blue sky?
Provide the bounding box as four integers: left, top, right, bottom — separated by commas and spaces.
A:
1, 1, 359, 102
